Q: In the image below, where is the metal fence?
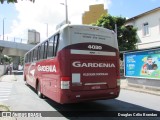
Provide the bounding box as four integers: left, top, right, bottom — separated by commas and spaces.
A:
0, 35, 28, 44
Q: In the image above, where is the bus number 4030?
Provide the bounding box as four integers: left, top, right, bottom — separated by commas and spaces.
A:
88, 45, 102, 50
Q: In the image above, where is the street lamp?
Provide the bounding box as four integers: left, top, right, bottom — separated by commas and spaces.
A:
60, 0, 69, 24
2, 18, 5, 40
45, 23, 48, 38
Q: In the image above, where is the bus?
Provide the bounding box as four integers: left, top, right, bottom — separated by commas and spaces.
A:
24, 24, 120, 104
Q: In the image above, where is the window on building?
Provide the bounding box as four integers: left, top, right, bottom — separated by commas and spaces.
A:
143, 22, 149, 36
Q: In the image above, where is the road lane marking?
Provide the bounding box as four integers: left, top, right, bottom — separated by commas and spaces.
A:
0, 82, 13, 101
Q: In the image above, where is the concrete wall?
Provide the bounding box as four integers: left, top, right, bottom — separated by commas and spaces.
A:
0, 65, 6, 76
127, 77, 160, 90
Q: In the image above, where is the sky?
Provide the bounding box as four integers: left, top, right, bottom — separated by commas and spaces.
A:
0, 0, 159, 42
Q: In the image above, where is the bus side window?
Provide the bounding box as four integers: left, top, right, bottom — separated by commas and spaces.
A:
25, 54, 28, 63
34, 47, 38, 61
32, 50, 34, 62
54, 33, 60, 56
40, 43, 45, 59
29, 52, 31, 63
44, 41, 48, 59
32, 51, 34, 62
47, 37, 54, 58
33, 48, 37, 62
37, 46, 41, 60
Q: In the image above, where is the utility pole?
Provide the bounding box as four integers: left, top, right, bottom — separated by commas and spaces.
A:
45, 23, 48, 38
65, 0, 68, 24
60, 0, 69, 24
3, 18, 5, 41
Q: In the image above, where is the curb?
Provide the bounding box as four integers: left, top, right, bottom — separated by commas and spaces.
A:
121, 87, 160, 96
120, 80, 160, 96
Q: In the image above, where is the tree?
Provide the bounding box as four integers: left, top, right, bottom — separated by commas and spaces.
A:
0, 55, 12, 64
0, 0, 35, 4
95, 14, 138, 53
20, 56, 24, 65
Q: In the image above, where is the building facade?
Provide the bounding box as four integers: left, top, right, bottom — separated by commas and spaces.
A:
28, 29, 40, 44
82, 4, 107, 24
125, 7, 160, 49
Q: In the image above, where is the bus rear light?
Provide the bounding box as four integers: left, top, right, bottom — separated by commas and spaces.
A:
117, 79, 121, 86
61, 77, 70, 89
61, 77, 70, 81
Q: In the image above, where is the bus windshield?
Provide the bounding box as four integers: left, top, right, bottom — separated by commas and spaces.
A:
70, 26, 116, 48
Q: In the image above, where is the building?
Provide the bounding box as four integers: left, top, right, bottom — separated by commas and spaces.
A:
82, 4, 107, 24
125, 7, 160, 49
125, 7, 160, 91
28, 29, 40, 44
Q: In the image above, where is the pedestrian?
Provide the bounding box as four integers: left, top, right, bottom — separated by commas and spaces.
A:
9, 64, 12, 75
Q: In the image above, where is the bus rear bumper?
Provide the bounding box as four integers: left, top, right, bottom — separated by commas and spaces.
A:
60, 87, 120, 104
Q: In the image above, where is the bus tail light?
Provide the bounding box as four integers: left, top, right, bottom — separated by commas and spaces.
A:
61, 77, 70, 89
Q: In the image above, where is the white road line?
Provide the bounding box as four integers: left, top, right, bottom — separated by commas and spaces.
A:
0, 90, 11, 93
0, 87, 11, 89
0, 94, 10, 96
0, 89, 11, 90
0, 96, 9, 98
0, 82, 13, 102
0, 99, 8, 101
0, 88, 12, 90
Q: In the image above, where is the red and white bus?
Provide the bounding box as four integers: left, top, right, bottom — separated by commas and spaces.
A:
24, 24, 120, 104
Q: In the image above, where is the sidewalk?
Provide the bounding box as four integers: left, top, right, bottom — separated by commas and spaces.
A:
0, 75, 17, 82
120, 79, 160, 96
0, 75, 17, 112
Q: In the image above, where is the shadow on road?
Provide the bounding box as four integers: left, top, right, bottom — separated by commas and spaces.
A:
44, 97, 159, 119
26, 84, 159, 120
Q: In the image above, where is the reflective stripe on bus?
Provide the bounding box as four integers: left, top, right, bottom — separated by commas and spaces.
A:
84, 82, 107, 86
71, 49, 116, 56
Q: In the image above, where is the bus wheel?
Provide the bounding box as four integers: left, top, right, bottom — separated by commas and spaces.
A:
25, 81, 29, 86
37, 82, 43, 98
24, 76, 28, 86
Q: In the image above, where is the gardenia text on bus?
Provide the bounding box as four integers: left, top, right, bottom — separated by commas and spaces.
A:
37, 65, 57, 72
72, 61, 115, 68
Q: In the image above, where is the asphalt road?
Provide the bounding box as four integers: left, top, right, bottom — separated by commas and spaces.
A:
0, 75, 160, 120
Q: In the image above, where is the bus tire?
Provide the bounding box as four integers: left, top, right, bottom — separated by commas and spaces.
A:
25, 81, 29, 86
37, 82, 43, 98
24, 76, 28, 86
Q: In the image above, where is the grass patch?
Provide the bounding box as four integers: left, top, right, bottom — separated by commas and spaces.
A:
0, 104, 10, 111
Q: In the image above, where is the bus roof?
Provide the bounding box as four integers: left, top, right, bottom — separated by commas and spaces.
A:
25, 24, 115, 56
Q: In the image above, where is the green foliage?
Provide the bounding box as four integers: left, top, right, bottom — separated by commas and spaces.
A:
0, 55, 12, 64
95, 14, 138, 52
20, 56, 24, 65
